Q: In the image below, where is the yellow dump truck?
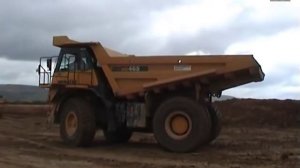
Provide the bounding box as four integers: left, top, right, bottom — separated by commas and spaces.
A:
37, 36, 264, 152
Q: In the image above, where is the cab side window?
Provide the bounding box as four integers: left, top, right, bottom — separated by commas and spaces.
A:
57, 48, 92, 72
59, 53, 76, 71
78, 48, 92, 70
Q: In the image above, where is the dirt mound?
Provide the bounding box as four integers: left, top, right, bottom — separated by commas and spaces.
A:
215, 99, 300, 127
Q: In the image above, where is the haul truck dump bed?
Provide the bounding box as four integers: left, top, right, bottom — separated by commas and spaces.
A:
50, 36, 264, 98
38, 36, 264, 152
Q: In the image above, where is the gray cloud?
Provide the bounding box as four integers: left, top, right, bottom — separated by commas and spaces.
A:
0, 0, 300, 99
156, 10, 299, 55
0, 58, 38, 84
1, 0, 298, 60
0, 0, 184, 60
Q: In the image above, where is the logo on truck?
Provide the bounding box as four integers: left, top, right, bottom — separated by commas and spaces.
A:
111, 65, 148, 72
174, 65, 192, 71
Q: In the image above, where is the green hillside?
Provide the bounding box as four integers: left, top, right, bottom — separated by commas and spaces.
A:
0, 84, 48, 103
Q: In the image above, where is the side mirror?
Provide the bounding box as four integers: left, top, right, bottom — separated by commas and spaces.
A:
36, 65, 41, 74
47, 58, 52, 71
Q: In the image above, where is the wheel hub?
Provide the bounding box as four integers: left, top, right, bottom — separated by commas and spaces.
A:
170, 115, 189, 135
65, 111, 78, 136
165, 111, 192, 140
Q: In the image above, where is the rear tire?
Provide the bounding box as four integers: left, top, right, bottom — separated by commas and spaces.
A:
60, 98, 96, 147
153, 97, 211, 152
207, 104, 222, 143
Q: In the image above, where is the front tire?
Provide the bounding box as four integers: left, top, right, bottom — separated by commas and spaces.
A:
153, 97, 211, 152
60, 98, 96, 147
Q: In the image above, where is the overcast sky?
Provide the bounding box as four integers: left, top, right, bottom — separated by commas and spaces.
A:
0, 0, 299, 99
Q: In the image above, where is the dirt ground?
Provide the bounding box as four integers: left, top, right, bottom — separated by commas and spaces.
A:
0, 100, 299, 168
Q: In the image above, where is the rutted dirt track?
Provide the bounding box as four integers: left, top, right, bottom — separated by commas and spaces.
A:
0, 99, 299, 168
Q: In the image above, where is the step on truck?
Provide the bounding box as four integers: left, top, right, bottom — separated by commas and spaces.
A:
37, 36, 264, 152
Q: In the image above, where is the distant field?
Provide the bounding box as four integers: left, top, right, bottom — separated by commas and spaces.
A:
1, 99, 300, 127
0, 104, 48, 115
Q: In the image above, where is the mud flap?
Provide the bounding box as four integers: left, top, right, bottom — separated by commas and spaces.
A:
46, 103, 55, 129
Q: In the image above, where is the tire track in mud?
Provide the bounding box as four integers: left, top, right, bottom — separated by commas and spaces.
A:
0, 131, 204, 168
1, 128, 299, 168
1, 114, 300, 168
